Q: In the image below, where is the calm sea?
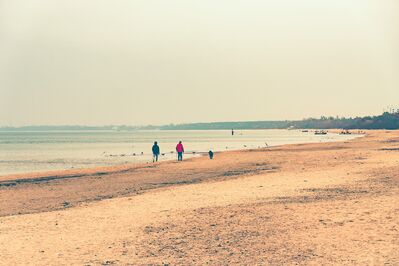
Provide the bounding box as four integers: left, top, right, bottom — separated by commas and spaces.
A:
0, 130, 358, 176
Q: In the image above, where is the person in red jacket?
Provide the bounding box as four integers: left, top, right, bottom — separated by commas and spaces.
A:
176, 141, 184, 161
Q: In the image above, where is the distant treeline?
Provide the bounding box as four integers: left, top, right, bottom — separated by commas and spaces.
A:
161, 112, 399, 130
1, 112, 398, 131
289, 112, 399, 130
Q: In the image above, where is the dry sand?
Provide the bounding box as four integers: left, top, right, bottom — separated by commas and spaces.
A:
0, 130, 398, 265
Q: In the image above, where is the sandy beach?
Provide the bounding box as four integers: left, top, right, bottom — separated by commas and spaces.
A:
0, 130, 398, 265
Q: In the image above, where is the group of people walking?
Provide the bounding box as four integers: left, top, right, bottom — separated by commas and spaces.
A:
151, 141, 185, 162
151, 141, 213, 162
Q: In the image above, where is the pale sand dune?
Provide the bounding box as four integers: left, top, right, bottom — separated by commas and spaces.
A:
0, 130, 398, 265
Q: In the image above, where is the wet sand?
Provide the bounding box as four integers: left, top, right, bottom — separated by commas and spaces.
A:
0, 130, 398, 265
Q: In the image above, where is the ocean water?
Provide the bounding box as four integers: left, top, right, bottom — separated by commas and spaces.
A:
0, 130, 358, 176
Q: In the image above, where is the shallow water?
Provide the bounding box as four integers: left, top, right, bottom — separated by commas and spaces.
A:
0, 129, 357, 176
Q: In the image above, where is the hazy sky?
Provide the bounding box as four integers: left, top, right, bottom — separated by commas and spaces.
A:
1, 0, 398, 126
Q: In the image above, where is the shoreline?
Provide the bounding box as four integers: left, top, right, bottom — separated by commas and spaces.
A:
0, 130, 371, 217
0, 129, 361, 182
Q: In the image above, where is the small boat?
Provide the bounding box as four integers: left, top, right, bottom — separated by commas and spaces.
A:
314, 130, 327, 135
302, 130, 309, 133
340, 130, 352, 135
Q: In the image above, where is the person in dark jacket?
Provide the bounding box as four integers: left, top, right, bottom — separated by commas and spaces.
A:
152, 141, 160, 162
